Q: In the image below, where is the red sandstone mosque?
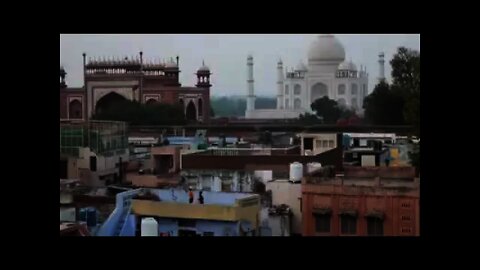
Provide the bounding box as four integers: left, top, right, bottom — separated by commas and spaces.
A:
60, 52, 211, 123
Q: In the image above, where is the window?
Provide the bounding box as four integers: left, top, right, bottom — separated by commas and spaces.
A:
304, 138, 313, 150
315, 140, 322, 149
351, 84, 358, 95
338, 84, 346, 95
322, 140, 328, 148
311, 82, 328, 102
285, 85, 289, 95
294, 84, 301, 95
69, 99, 82, 119
401, 216, 411, 221
328, 140, 334, 148
351, 98, 357, 109
401, 202, 411, 208
285, 99, 289, 109
341, 215, 357, 234
314, 214, 331, 233
198, 98, 203, 116
294, 98, 301, 109
401, 227, 412, 234
367, 217, 384, 236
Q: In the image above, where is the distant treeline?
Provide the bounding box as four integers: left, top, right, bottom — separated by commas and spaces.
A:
211, 96, 276, 117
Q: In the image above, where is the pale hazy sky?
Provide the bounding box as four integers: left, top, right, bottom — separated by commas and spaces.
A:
60, 34, 420, 96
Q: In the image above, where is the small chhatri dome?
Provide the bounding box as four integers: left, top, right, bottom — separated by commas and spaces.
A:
165, 57, 178, 68
198, 60, 210, 72
308, 34, 346, 62
338, 59, 357, 71
295, 61, 308, 71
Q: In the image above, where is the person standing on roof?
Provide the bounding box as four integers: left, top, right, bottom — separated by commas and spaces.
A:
198, 191, 204, 204
188, 187, 194, 204
385, 148, 391, 167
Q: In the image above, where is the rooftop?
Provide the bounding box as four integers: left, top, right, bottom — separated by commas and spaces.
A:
303, 166, 419, 192
139, 188, 256, 206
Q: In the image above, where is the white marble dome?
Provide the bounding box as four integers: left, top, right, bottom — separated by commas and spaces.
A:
165, 59, 177, 68
295, 61, 308, 71
307, 34, 346, 62
338, 60, 357, 71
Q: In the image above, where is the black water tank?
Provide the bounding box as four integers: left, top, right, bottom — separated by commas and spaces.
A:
90, 156, 97, 171
374, 141, 383, 151
353, 138, 360, 147
367, 140, 375, 148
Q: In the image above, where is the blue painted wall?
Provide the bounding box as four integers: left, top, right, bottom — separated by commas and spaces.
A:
120, 214, 136, 236
97, 188, 143, 236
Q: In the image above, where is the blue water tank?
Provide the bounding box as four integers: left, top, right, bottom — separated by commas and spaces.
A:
86, 207, 97, 227
343, 134, 351, 149
79, 207, 97, 227
79, 208, 87, 223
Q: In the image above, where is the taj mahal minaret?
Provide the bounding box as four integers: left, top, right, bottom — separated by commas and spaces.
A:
245, 54, 256, 118
277, 59, 284, 109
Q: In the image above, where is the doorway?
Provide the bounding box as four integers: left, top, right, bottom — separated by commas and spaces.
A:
60, 159, 68, 179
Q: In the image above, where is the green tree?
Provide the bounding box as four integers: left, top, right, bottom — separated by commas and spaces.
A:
210, 96, 276, 117
390, 47, 420, 135
363, 81, 405, 125
363, 46, 420, 128
297, 112, 322, 125
390, 47, 420, 172
390, 47, 420, 96
255, 97, 276, 109
310, 96, 342, 124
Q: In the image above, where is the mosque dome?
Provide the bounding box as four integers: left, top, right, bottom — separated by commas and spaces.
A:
307, 34, 346, 62
338, 60, 357, 71
165, 58, 178, 68
295, 61, 308, 71
198, 60, 210, 72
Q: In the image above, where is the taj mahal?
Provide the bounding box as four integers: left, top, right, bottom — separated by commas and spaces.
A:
245, 34, 386, 119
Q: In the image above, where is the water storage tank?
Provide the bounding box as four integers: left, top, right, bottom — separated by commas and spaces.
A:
212, 177, 222, 192
78, 207, 97, 226
307, 162, 322, 173
86, 207, 97, 227
141, 218, 159, 236
289, 162, 304, 182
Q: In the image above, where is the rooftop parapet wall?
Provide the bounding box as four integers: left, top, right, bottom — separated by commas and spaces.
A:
343, 166, 415, 180
131, 193, 260, 227
302, 181, 419, 197
182, 147, 342, 171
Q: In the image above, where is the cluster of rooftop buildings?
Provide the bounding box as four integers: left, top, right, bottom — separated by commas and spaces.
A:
60, 120, 419, 237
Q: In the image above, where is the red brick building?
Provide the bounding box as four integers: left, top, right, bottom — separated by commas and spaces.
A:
302, 166, 419, 236
60, 52, 211, 123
